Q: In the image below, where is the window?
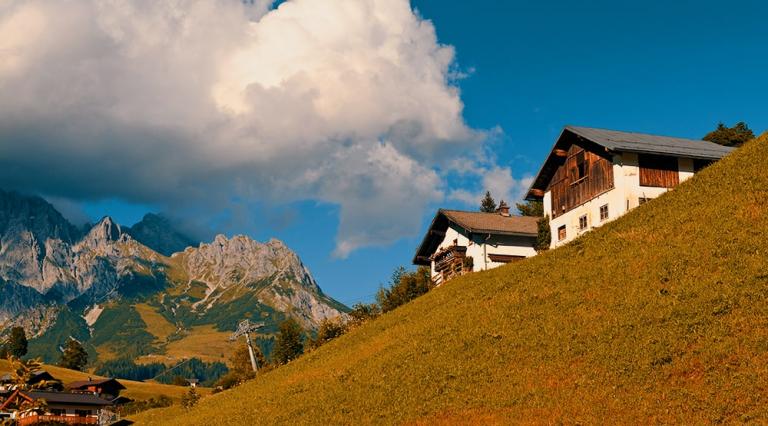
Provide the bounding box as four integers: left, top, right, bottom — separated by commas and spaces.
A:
488, 254, 525, 263
579, 215, 588, 230
75, 410, 92, 417
51, 409, 65, 416
639, 197, 650, 205
600, 204, 609, 221
558, 225, 566, 241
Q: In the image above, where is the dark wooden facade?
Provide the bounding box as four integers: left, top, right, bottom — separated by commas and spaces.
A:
638, 154, 680, 188
547, 143, 614, 218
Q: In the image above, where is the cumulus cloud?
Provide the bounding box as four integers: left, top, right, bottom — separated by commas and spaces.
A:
0, 0, 487, 256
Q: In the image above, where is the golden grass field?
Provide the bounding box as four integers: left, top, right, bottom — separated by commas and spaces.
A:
0, 359, 205, 402
135, 303, 178, 343
134, 134, 768, 424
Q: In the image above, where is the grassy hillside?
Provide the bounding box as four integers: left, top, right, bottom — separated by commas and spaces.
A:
0, 359, 202, 402
134, 134, 768, 424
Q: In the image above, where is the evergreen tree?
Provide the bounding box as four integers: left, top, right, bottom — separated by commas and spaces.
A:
58, 338, 88, 371
272, 318, 304, 365
703, 122, 755, 147
480, 191, 497, 212
536, 215, 552, 251
6, 327, 28, 358
516, 200, 544, 217
181, 387, 200, 410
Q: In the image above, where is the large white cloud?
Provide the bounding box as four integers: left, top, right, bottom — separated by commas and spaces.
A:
0, 0, 486, 256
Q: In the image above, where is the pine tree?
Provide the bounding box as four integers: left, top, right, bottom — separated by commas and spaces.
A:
6, 327, 28, 358
272, 318, 304, 365
536, 215, 552, 251
181, 387, 200, 409
516, 200, 544, 217
59, 338, 88, 371
480, 191, 497, 213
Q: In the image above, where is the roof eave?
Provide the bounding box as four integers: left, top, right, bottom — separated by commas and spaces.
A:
412, 210, 448, 265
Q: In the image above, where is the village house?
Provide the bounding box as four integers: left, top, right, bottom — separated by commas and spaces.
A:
525, 126, 734, 247
413, 202, 539, 285
0, 389, 113, 425
0, 370, 127, 425
67, 378, 128, 404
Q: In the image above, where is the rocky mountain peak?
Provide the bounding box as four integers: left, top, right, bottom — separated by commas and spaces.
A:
80, 216, 124, 246
126, 213, 197, 256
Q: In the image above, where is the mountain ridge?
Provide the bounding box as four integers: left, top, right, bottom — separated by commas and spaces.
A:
0, 192, 346, 364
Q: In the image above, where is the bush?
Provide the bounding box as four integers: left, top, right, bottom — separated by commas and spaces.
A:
308, 318, 347, 350
348, 303, 381, 325
376, 266, 433, 313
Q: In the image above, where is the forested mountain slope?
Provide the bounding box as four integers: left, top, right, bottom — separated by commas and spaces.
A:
136, 133, 768, 424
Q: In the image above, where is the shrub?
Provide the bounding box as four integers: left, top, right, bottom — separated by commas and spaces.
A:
308, 318, 347, 350
376, 266, 433, 313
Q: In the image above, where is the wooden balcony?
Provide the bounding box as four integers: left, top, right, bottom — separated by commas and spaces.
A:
432, 245, 471, 284
18, 414, 98, 425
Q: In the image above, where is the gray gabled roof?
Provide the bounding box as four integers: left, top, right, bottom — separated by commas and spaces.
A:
413, 209, 538, 265
566, 126, 735, 160
26, 391, 113, 406
526, 125, 737, 199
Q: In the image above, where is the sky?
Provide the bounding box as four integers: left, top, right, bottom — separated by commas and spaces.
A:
1, 0, 766, 306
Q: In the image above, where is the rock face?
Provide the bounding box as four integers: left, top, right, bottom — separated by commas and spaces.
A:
126, 213, 198, 256
181, 235, 344, 327
0, 191, 346, 361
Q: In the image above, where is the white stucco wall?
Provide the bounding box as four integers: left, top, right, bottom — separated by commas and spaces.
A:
430, 223, 536, 281
546, 152, 696, 248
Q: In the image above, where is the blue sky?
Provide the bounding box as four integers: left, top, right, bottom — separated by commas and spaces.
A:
41, 0, 768, 306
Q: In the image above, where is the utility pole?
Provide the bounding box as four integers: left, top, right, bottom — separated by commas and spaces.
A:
229, 320, 265, 373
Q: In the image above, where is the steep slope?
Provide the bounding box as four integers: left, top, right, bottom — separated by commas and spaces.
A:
126, 213, 198, 256
136, 134, 768, 424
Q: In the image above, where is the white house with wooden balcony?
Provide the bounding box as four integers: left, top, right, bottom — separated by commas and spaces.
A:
525, 126, 734, 248
413, 202, 539, 285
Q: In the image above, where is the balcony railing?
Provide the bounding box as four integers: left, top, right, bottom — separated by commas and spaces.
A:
18, 414, 98, 425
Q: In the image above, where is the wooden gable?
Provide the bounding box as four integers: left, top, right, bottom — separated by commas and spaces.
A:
547, 142, 614, 218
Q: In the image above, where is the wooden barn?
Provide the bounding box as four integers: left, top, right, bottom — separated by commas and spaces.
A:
526, 126, 734, 247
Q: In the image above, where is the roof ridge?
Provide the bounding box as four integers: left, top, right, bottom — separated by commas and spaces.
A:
566, 124, 708, 142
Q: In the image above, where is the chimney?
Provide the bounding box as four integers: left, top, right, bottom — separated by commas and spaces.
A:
497, 200, 510, 217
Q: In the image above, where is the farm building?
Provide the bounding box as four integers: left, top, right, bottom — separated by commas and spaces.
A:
413, 202, 539, 285
526, 126, 734, 247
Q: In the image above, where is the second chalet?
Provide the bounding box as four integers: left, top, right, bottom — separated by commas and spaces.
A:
413, 202, 539, 285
